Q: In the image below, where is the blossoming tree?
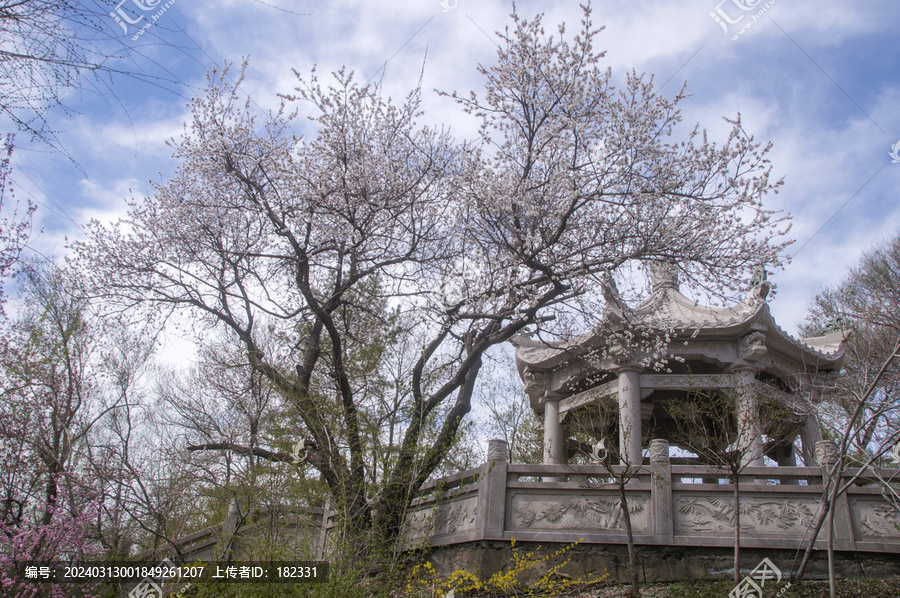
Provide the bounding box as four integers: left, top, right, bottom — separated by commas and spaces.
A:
75, 6, 790, 555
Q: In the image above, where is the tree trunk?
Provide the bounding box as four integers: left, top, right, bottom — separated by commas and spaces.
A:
617, 474, 640, 598
733, 474, 741, 586
796, 457, 842, 582
794, 484, 831, 581
827, 487, 837, 598
42, 471, 58, 527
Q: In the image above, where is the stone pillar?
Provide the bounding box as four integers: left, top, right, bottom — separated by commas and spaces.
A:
542, 398, 565, 465
650, 439, 674, 543
216, 497, 243, 562
775, 443, 798, 485
617, 368, 642, 465
315, 499, 334, 560
815, 439, 838, 468
480, 439, 509, 541
487, 439, 508, 463
800, 416, 823, 466
775, 443, 797, 467
815, 439, 854, 547
735, 369, 765, 467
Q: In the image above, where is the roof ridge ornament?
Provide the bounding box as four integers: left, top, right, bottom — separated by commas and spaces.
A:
747, 265, 771, 301
647, 260, 679, 292
822, 315, 848, 334
601, 273, 629, 320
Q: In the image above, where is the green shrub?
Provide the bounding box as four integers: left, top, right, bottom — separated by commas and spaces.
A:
402, 538, 608, 597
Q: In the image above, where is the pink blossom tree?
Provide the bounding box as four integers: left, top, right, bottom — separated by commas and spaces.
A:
0, 478, 101, 598
0, 264, 107, 597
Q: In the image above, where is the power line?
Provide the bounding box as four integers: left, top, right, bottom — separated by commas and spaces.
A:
13, 167, 78, 225
790, 164, 887, 260
7, 175, 77, 227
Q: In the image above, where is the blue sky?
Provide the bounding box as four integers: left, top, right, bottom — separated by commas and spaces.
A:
6, 0, 900, 337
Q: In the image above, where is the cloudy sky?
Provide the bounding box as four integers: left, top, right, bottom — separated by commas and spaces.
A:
7, 0, 900, 337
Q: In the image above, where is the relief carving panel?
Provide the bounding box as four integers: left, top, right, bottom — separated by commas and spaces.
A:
509, 492, 648, 532
675, 496, 815, 535
851, 499, 900, 539
402, 496, 478, 545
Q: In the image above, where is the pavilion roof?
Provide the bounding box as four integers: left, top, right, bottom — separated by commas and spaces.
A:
512, 266, 846, 376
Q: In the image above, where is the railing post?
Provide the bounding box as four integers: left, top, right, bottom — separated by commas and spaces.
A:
479, 439, 509, 541
816, 440, 855, 547
650, 439, 673, 543
215, 497, 243, 562
315, 499, 333, 560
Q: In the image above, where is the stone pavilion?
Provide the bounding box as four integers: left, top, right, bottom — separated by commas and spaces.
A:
512, 264, 846, 468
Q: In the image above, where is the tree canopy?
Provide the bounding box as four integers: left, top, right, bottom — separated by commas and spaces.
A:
804, 232, 900, 461
74, 6, 791, 550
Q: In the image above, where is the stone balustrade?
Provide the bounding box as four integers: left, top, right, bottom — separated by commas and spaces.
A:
132, 439, 900, 571
401, 439, 900, 554
132, 504, 332, 563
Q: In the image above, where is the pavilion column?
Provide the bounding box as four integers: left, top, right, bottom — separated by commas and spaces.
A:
542, 398, 565, 465
799, 416, 822, 466
775, 444, 797, 467
616, 368, 642, 465
735, 368, 765, 467
775, 443, 799, 485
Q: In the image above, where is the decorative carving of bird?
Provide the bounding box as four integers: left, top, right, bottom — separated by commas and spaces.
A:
291, 438, 315, 464
591, 438, 609, 463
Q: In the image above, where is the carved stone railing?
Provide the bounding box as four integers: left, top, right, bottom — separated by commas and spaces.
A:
401, 439, 900, 553
134, 504, 331, 563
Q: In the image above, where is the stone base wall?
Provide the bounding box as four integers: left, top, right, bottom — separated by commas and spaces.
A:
422, 541, 900, 584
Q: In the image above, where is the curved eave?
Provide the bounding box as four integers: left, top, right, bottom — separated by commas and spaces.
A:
511, 330, 596, 374
642, 288, 846, 368
763, 313, 846, 370
799, 329, 847, 356
665, 305, 845, 372
512, 286, 847, 376
631, 286, 766, 331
